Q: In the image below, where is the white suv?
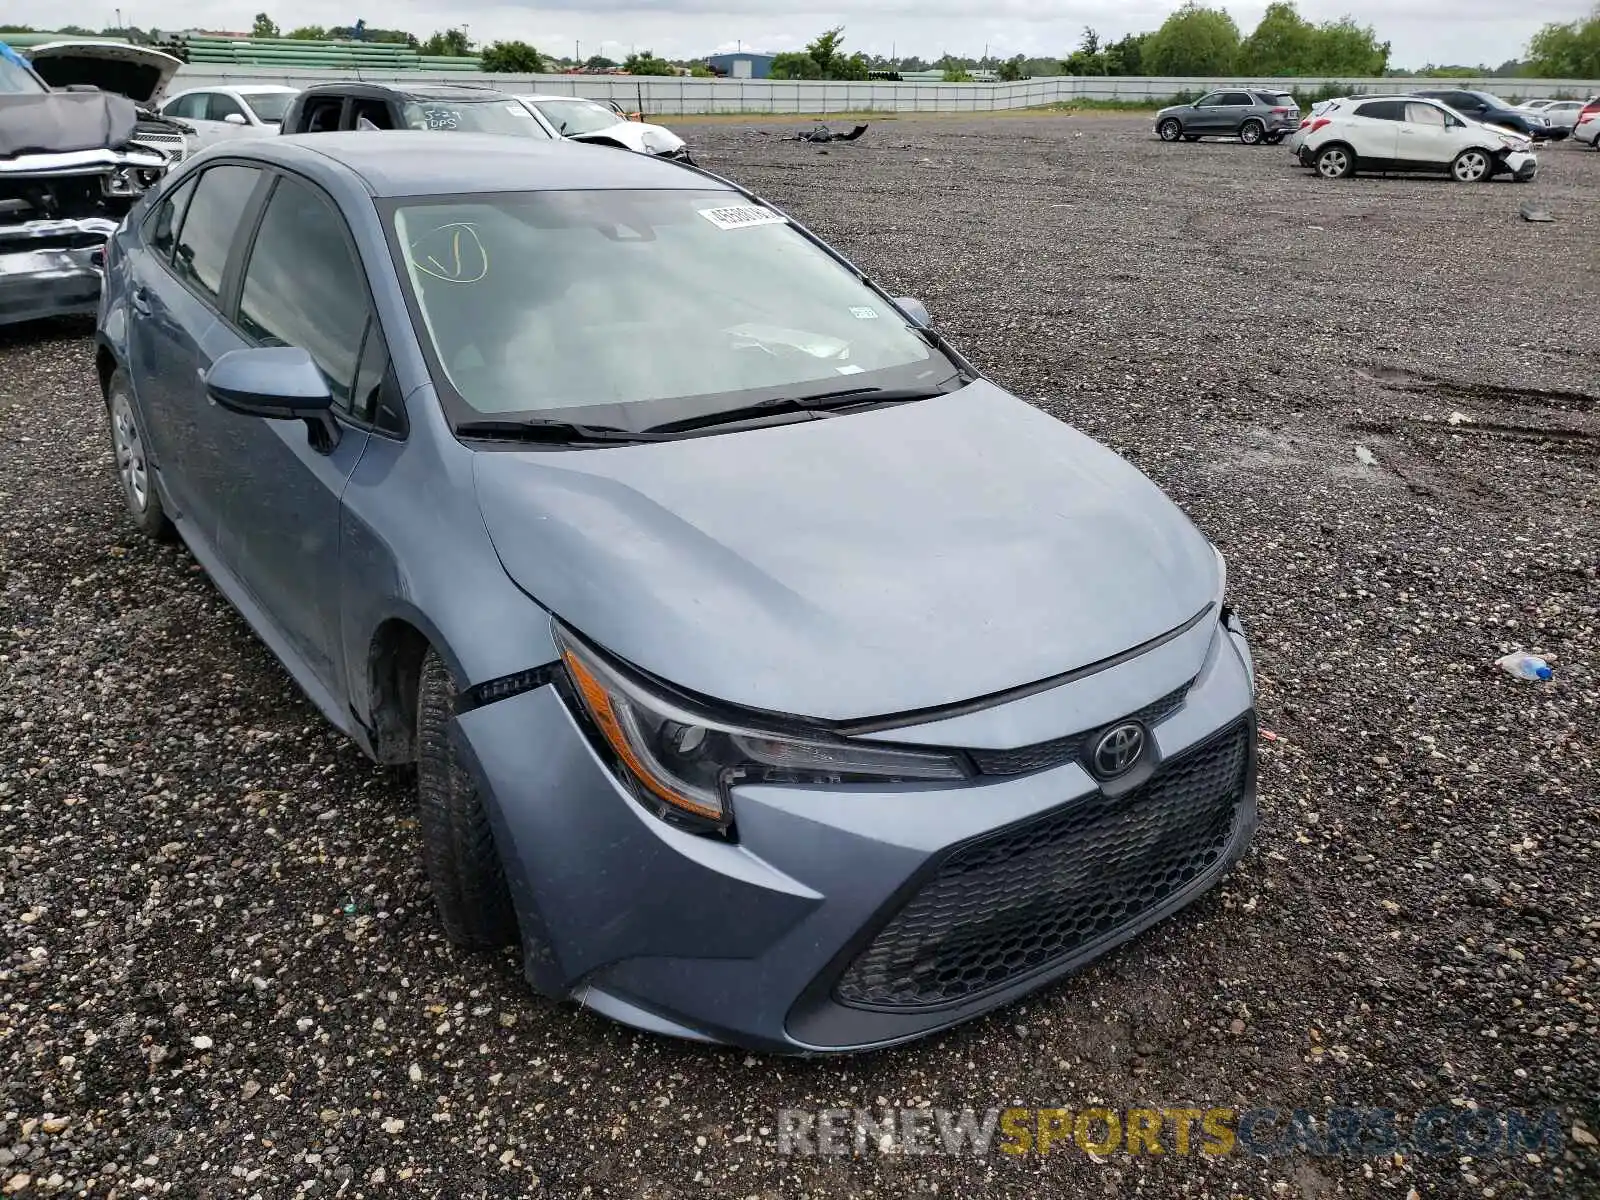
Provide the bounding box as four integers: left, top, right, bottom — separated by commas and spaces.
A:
1295, 95, 1537, 183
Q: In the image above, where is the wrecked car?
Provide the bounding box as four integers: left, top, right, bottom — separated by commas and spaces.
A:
1, 40, 187, 325
97, 132, 1258, 1053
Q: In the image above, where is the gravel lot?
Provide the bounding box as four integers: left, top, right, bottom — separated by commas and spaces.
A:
2, 115, 1597, 1198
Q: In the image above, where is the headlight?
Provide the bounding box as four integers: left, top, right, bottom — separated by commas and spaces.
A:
1211, 544, 1228, 607
639, 128, 674, 155
555, 626, 967, 830
101, 168, 142, 197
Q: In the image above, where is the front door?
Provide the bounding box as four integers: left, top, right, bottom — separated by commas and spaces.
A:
209, 171, 380, 696
1399, 102, 1458, 166
1190, 92, 1227, 132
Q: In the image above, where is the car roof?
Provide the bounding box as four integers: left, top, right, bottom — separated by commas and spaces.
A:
300, 82, 513, 102
172, 83, 297, 95
235, 131, 722, 197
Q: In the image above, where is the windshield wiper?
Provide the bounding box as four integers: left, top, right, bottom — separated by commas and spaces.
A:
454, 418, 665, 446
643, 384, 959, 435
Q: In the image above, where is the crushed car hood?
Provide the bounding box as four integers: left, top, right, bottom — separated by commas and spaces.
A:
473, 383, 1219, 722
0, 91, 137, 157
26, 41, 182, 106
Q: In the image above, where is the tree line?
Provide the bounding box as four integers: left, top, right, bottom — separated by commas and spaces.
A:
5, 2, 1597, 79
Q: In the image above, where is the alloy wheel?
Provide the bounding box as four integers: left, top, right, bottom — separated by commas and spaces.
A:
1317, 147, 1350, 178
1452, 150, 1490, 182
1158, 119, 1182, 142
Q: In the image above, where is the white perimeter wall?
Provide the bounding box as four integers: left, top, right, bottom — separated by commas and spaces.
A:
169, 68, 1599, 114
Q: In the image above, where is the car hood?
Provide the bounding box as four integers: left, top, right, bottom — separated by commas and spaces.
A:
472, 383, 1219, 722
26, 41, 183, 106
571, 120, 684, 153
1156, 103, 1193, 117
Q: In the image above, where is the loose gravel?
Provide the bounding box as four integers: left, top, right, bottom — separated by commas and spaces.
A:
1, 115, 1596, 1198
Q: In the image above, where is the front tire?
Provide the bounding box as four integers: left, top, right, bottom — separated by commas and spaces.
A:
1315, 144, 1356, 179
1158, 118, 1183, 142
416, 650, 519, 950
106, 368, 174, 542
1451, 148, 1492, 183
1239, 119, 1265, 145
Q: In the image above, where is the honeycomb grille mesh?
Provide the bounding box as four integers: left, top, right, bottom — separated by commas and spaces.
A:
834, 723, 1249, 1011
967, 682, 1191, 777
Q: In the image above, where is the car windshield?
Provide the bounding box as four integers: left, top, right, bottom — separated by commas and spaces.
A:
532, 98, 621, 135
401, 99, 552, 137
1472, 93, 1512, 109
242, 91, 293, 123
388, 188, 952, 431
0, 51, 46, 95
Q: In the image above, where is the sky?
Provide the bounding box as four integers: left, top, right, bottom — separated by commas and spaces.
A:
6, 0, 1590, 70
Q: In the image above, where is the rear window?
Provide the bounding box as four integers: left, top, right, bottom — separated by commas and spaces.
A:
1254, 92, 1295, 107
401, 99, 552, 137
1356, 100, 1408, 122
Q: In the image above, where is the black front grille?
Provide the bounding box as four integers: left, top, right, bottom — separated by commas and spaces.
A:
834, 722, 1250, 1011
968, 682, 1191, 777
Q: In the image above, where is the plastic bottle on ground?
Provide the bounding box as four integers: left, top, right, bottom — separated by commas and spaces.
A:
1496, 652, 1553, 682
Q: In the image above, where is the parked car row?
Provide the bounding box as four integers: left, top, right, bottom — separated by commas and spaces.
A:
1158, 83, 1600, 183
1158, 84, 1600, 182
163, 81, 692, 161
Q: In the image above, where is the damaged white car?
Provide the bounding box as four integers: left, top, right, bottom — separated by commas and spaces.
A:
1, 40, 188, 326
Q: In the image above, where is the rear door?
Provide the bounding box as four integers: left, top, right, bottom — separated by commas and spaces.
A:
127, 162, 270, 545
1216, 90, 1255, 132
209, 171, 379, 694
1350, 99, 1406, 162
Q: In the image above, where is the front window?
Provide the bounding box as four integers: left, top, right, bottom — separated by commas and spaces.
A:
241, 91, 293, 124
532, 98, 622, 136
1406, 102, 1446, 128
400, 99, 552, 137
1470, 92, 1510, 110
387, 189, 953, 431
0, 51, 45, 95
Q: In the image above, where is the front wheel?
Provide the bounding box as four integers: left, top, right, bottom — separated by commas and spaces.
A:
1315, 144, 1355, 179
1158, 118, 1183, 142
416, 650, 519, 950
1239, 119, 1265, 146
1451, 148, 1493, 183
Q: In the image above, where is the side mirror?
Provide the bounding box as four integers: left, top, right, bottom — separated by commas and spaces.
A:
204, 347, 341, 450
224, 112, 249, 125
892, 296, 931, 328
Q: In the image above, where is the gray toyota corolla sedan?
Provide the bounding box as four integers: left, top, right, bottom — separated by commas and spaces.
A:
96, 132, 1258, 1053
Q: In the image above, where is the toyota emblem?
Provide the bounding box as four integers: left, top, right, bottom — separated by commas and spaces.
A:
1092, 722, 1146, 778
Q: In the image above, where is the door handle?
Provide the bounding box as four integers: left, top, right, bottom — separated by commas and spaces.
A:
130, 287, 152, 315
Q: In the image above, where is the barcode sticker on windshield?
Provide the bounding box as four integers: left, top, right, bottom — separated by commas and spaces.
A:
698, 205, 787, 231
505, 104, 532, 117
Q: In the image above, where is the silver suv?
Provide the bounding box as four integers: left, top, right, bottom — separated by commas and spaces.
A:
1156, 89, 1303, 146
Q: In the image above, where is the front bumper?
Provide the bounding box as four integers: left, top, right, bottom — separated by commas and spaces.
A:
1503, 150, 1538, 181
456, 614, 1259, 1053
0, 216, 117, 327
